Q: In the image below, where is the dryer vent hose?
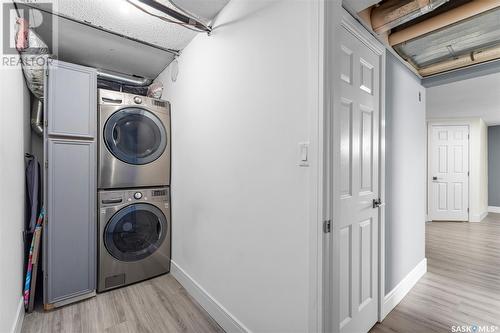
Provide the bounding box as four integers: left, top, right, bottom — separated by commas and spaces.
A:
31, 98, 44, 137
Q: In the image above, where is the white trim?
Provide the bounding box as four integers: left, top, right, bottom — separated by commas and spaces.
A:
323, 1, 342, 332
469, 211, 488, 222
11, 296, 24, 333
309, 1, 326, 332
341, 9, 385, 55
381, 258, 427, 320
488, 206, 500, 213
170, 261, 250, 333
377, 27, 387, 326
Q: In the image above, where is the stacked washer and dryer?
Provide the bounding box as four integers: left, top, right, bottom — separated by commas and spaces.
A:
97, 89, 171, 292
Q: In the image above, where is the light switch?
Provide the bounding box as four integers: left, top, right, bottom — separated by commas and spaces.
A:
298, 142, 309, 167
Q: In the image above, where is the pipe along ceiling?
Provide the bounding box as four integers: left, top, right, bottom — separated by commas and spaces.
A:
357, 0, 500, 76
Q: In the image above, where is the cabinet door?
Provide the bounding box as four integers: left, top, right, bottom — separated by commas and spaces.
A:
45, 139, 96, 304
47, 61, 97, 138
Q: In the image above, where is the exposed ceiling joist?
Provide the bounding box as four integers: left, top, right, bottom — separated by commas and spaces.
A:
389, 0, 500, 46
419, 44, 500, 76
370, 0, 449, 34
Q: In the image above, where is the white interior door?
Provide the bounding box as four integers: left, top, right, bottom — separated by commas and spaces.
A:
337, 26, 380, 333
429, 125, 469, 221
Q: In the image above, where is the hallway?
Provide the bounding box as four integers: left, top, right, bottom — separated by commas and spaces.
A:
372, 214, 500, 332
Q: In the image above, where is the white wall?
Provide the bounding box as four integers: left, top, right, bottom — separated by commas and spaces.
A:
0, 46, 30, 333
426, 118, 489, 222
384, 52, 426, 294
426, 72, 500, 125
155, 0, 322, 332
479, 119, 488, 217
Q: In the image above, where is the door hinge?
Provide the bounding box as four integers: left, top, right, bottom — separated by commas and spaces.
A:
467, 208, 470, 213
44, 161, 48, 168
468, 171, 470, 176
323, 220, 331, 233
45, 68, 49, 77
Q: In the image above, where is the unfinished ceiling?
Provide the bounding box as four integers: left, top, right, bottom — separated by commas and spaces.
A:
16, 0, 230, 78
348, 0, 500, 77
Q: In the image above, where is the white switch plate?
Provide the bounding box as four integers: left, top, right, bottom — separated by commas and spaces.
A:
298, 142, 310, 167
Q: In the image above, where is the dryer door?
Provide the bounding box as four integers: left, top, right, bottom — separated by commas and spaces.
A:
104, 203, 168, 262
104, 107, 167, 165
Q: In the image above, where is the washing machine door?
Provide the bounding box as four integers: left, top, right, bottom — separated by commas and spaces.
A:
104, 203, 168, 262
104, 107, 167, 165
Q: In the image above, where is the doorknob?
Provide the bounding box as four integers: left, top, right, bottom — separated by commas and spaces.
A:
373, 198, 384, 208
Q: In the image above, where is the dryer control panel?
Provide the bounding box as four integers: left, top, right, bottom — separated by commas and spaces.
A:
100, 187, 169, 207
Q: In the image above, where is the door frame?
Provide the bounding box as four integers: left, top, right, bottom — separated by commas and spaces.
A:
426, 120, 471, 222
322, 8, 386, 332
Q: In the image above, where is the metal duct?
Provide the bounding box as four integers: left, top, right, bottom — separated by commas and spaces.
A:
31, 98, 44, 137
97, 69, 152, 87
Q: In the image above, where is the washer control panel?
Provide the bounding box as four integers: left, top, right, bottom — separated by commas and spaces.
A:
100, 187, 169, 207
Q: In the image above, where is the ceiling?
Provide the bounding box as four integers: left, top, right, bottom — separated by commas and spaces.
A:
427, 71, 500, 125
16, 0, 230, 78
344, 0, 500, 77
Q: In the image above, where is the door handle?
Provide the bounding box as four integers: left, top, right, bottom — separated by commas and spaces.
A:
373, 198, 385, 208
432, 176, 440, 181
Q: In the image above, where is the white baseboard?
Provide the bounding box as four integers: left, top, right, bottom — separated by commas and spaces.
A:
170, 261, 250, 333
11, 296, 24, 333
470, 210, 488, 222
381, 258, 427, 320
488, 206, 500, 214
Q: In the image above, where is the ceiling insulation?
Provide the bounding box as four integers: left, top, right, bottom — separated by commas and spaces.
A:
393, 7, 500, 75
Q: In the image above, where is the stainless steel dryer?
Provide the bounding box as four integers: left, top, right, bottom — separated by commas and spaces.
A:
98, 187, 171, 292
98, 89, 171, 189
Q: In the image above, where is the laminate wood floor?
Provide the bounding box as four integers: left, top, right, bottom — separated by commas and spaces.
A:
371, 213, 500, 333
22, 274, 224, 333
23, 215, 500, 333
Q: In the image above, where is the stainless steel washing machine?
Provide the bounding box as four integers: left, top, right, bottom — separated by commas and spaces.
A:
98, 187, 171, 292
98, 89, 171, 189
